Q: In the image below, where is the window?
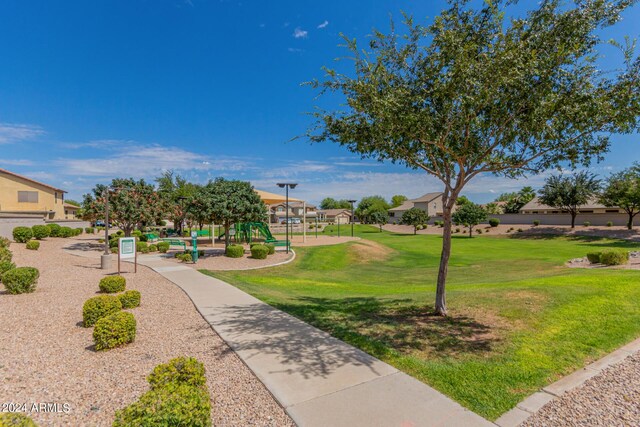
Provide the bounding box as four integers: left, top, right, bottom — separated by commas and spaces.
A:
18, 191, 38, 203
605, 209, 619, 213
390, 212, 395, 217
55, 192, 58, 203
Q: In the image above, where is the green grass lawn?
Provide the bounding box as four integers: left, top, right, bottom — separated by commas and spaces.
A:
204, 225, 640, 420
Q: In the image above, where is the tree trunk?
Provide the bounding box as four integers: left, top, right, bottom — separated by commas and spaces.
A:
571, 212, 576, 228
627, 210, 637, 230
414, 225, 417, 235
435, 194, 456, 317
468, 226, 473, 238
224, 220, 230, 249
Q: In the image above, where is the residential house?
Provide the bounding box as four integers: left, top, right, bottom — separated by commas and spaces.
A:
519, 198, 623, 215
269, 202, 317, 223
317, 209, 352, 223
64, 203, 80, 220
388, 192, 444, 223
0, 168, 67, 219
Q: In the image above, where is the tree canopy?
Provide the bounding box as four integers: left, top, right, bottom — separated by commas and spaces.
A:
599, 162, 640, 229
538, 172, 601, 228
355, 195, 390, 223
319, 197, 352, 210
452, 203, 488, 237
401, 207, 430, 234
306, 0, 639, 315
391, 195, 408, 208
156, 170, 200, 233
370, 209, 389, 231
496, 186, 537, 213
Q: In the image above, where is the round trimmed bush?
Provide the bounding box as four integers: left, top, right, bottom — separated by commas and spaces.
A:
225, 244, 244, 258
177, 253, 192, 263
111, 247, 118, 254
0, 260, 16, 278
85, 227, 95, 234
265, 243, 275, 255
82, 295, 122, 327
74, 227, 83, 236
606, 221, 613, 227
0, 247, 12, 263
148, 357, 207, 390
250, 245, 269, 260
59, 227, 74, 238
31, 224, 50, 240
0, 412, 38, 427
12, 226, 33, 243
533, 220, 540, 226
488, 218, 500, 227
0, 236, 10, 248
136, 241, 148, 252
119, 290, 141, 309
157, 242, 170, 253
600, 250, 629, 266
26, 240, 40, 251
583, 221, 591, 227
99, 275, 126, 293
2, 267, 39, 294
586, 252, 601, 264
109, 237, 119, 248
148, 244, 158, 252
47, 223, 61, 237
93, 311, 136, 350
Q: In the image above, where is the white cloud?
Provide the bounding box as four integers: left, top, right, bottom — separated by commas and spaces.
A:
317, 20, 329, 29
0, 159, 34, 166
0, 123, 44, 144
287, 47, 304, 53
293, 27, 308, 38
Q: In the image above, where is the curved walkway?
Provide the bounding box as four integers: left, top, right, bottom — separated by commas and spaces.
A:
126, 253, 493, 427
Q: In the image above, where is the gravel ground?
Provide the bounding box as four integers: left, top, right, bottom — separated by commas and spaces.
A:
0, 236, 294, 426
522, 352, 640, 427
163, 247, 294, 271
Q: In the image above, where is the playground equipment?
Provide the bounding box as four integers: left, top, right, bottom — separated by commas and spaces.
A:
221, 222, 289, 248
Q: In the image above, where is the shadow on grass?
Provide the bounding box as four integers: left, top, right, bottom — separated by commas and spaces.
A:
508, 230, 639, 248
267, 297, 499, 360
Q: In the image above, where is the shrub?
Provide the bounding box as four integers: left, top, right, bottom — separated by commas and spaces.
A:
0, 236, 10, 248
136, 241, 148, 252
82, 295, 122, 327
75, 227, 83, 235
109, 237, 119, 248
59, 227, 74, 238
177, 253, 192, 263
251, 245, 269, 260
0, 247, 12, 263
0, 260, 16, 278
47, 223, 61, 237
416, 224, 423, 231
85, 227, 95, 234
148, 244, 158, 252
2, 267, 39, 294
148, 357, 207, 390
583, 221, 591, 227
116, 230, 124, 236
533, 220, 540, 226
93, 311, 136, 350
0, 412, 38, 426
225, 244, 244, 258
476, 229, 482, 234
26, 240, 40, 251
158, 220, 167, 226
586, 252, 601, 263
139, 245, 150, 254
111, 247, 118, 254
31, 224, 50, 240
98, 238, 105, 243
99, 275, 126, 293
139, 234, 148, 242
131, 230, 142, 237
12, 226, 33, 243
606, 221, 613, 227
600, 250, 629, 266
113, 382, 210, 427
517, 228, 524, 232
488, 218, 500, 227
157, 242, 170, 253
265, 243, 275, 255
119, 290, 141, 309
455, 228, 460, 233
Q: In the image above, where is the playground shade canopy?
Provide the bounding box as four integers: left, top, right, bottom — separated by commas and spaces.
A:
255, 189, 303, 205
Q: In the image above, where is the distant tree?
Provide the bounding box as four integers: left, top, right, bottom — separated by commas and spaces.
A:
484, 202, 504, 215
599, 163, 640, 229
538, 172, 601, 228
456, 196, 472, 206
320, 197, 352, 210
156, 170, 199, 234
391, 195, 408, 208
498, 186, 536, 213
370, 210, 389, 232
355, 196, 390, 223
401, 208, 429, 235
82, 178, 164, 237
305, 1, 640, 315
200, 178, 267, 248
452, 203, 487, 238
65, 199, 81, 206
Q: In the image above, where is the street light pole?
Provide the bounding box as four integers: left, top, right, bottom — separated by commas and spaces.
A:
347, 199, 356, 237
101, 187, 112, 270
277, 183, 297, 254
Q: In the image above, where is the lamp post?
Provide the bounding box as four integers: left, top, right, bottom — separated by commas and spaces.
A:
347, 199, 356, 237
101, 187, 112, 270
177, 196, 187, 236
277, 183, 297, 254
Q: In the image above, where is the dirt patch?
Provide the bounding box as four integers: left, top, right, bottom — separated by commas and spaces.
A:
347, 239, 395, 264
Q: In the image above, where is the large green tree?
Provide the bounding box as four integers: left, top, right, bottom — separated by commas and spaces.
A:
599, 162, 640, 229
82, 178, 164, 237
370, 209, 389, 231
156, 170, 199, 234
305, 0, 639, 315
452, 203, 488, 237
391, 195, 408, 208
320, 197, 352, 210
199, 178, 267, 248
538, 172, 601, 228
401, 208, 430, 235
355, 196, 390, 223
497, 186, 537, 213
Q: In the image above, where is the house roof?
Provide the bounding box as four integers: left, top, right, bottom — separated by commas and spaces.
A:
0, 168, 66, 193
64, 203, 80, 209
520, 197, 611, 211
255, 189, 303, 205
389, 192, 443, 211
317, 209, 352, 216
270, 201, 316, 209
389, 201, 415, 211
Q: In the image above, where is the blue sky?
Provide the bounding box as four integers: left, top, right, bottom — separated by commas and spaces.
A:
1, 0, 638, 205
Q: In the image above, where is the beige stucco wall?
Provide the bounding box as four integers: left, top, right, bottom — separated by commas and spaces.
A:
0, 173, 65, 219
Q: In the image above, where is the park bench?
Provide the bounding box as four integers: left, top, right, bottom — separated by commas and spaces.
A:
144, 233, 159, 242
160, 238, 187, 250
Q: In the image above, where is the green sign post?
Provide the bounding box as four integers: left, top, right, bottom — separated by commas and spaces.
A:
190, 231, 199, 263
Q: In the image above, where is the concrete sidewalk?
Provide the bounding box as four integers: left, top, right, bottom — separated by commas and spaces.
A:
131, 254, 494, 427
